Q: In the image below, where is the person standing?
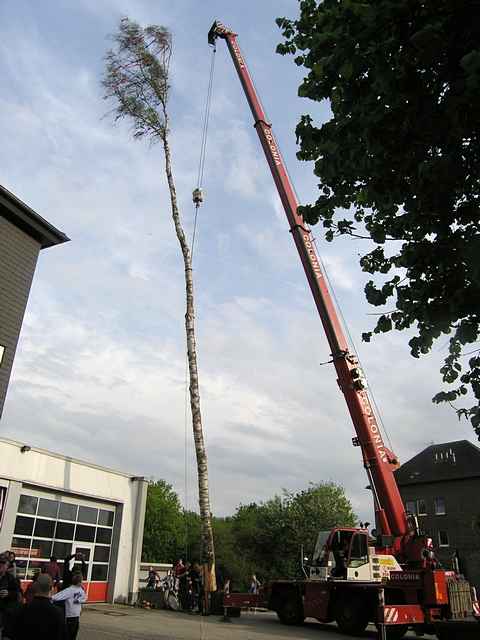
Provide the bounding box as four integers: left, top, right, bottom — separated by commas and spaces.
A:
145, 567, 159, 591
249, 574, 261, 594
62, 553, 86, 589
52, 573, 86, 640
6, 553, 16, 580
12, 574, 66, 640
178, 561, 190, 610
0, 554, 20, 637
45, 557, 61, 590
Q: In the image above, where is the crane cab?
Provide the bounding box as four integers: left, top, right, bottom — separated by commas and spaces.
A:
309, 527, 401, 582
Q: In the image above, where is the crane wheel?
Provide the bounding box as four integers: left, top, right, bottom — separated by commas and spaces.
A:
334, 596, 369, 636
380, 625, 408, 640
276, 595, 304, 626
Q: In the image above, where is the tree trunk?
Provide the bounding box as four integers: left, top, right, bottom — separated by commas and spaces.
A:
161, 115, 215, 572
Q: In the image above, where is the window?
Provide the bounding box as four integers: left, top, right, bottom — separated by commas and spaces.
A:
12, 494, 115, 583
18, 495, 38, 516
34, 519, 56, 538
434, 497, 446, 516
98, 510, 114, 527
438, 530, 450, 547
78, 506, 98, 525
92, 564, 108, 581
14, 516, 34, 536
0, 345, 5, 366
52, 541, 71, 559
94, 546, 110, 563
55, 522, 75, 541
32, 539, 52, 559
417, 499, 427, 516
11, 537, 31, 551
74, 525, 95, 543
58, 503, 77, 522
37, 499, 59, 519
348, 533, 369, 568
405, 501, 416, 515
96, 527, 112, 545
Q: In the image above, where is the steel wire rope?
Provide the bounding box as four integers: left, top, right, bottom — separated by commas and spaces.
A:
310, 232, 395, 453
183, 44, 216, 568
262, 108, 394, 452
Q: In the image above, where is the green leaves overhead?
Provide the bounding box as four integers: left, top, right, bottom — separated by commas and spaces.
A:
278, 0, 480, 438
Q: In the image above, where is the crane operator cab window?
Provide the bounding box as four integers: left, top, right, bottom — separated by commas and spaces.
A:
330, 530, 354, 578
347, 532, 369, 570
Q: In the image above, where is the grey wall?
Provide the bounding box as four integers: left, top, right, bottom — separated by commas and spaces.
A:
399, 477, 480, 590
0, 216, 40, 418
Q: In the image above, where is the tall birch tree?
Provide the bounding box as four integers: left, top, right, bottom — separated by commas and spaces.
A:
102, 17, 215, 576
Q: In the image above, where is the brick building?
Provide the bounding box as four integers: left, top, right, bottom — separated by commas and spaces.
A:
0, 184, 68, 417
395, 439, 480, 589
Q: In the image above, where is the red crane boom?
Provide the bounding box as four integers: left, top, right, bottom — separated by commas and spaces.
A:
208, 21, 407, 543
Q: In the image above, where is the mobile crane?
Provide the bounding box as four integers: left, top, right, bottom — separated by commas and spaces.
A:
208, 21, 480, 639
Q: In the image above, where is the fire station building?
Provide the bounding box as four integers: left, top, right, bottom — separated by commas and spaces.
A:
0, 438, 147, 603
0, 185, 148, 602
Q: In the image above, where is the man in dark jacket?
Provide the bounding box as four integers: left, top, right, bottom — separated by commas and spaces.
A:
0, 554, 20, 635
62, 553, 86, 589
13, 574, 66, 640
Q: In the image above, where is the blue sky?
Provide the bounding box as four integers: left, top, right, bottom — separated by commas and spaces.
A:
0, 0, 475, 525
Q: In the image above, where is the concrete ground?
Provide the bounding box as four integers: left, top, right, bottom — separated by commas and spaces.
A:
78, 605, 437, 640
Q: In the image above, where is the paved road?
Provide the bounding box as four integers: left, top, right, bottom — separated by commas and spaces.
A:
78, 605, 437, 640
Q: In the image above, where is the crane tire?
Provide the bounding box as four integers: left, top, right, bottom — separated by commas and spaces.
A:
382, 625, 408, 640
334, 596, 369, 636
276, 595, 304, 626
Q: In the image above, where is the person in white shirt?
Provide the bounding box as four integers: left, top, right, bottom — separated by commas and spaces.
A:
52, 573, 87, 640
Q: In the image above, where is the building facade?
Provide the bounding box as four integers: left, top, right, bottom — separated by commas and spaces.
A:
0, 437, 148, 603
0, 183, 68, 417
395, 440, 480, 589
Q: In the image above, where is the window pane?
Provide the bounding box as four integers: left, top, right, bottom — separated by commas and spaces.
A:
55, 522, 75, 541
37, 498, 59, 519
74, 547, 91, 562
78, 506, 98, 525
439, 530, 449, 546
75, 525, 95, 542
34, 519, 56, 538
14, 516, 34, 536
18, 495, 38, 515
405, 501, 416, 515
32, 539, 52, 559
92, 564, 108, 581
58, 503, 78, 522
96, 528, 112, 545
98, 510, 114, 527
94, 546, 110, 563
11, 537, 31, 551
52, 542, 71, 559
434, 498, 446, 515
417, 500, 427, 515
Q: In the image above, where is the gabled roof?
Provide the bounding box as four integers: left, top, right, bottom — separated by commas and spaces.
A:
0, 184, 69, 249
395, 440, 480, 486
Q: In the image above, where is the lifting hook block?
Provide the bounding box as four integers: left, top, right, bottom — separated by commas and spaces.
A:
192, 188, 204, 206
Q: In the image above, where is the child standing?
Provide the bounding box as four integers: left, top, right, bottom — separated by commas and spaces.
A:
52, 572, 87, 640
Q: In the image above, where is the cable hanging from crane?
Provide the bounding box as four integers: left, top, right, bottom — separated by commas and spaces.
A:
191, 41, 216, 258
183, 43, 217, 561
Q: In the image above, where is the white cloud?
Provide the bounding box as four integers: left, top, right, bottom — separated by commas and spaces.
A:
1, 0, 476, 530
